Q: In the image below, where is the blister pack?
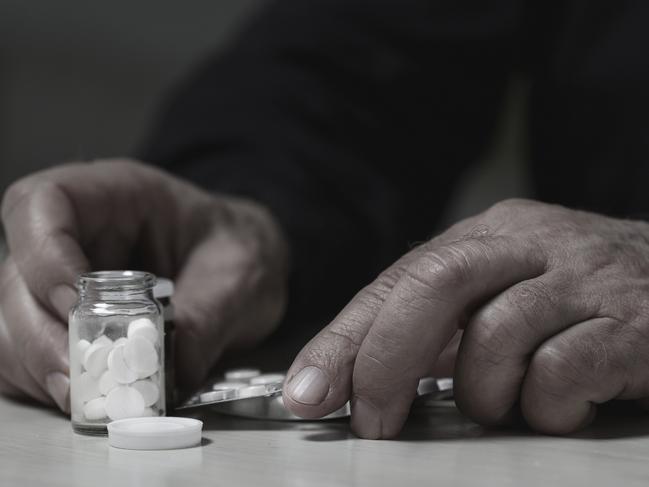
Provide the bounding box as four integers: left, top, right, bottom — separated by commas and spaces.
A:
177, 368, 454, 421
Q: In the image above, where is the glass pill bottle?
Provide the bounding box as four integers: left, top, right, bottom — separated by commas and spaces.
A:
69, 271, 166, 435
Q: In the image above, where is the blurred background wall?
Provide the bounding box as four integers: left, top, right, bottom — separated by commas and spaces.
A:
0, 0, 529, 225
0, 0, 266, 188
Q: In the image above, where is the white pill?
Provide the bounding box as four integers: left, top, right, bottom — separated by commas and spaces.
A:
107, 345, 139, 384
237, 384, 268, 398
131, 380, 159, 407
77, 371, 101, 403
83, 343, 112, 378
93, 335, 113, 347
77, 339, 91, 356
114, 337, 128, 347
124, 336, 159, 378
200, 389, 235, 403
105, 386, 145, 420
437, 378, 454, 391
127, 318, 159, 345
224, 368, 260, 382
250, 374, 285, 386
99, 370, 119, 396
212, 381, 247, 391
83, 397, 107, 421
141, 407, 155, 417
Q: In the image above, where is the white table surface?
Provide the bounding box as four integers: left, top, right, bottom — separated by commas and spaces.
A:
2, 393, 649, 487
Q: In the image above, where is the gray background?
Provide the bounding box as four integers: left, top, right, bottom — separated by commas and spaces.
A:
0, 0, 529, 224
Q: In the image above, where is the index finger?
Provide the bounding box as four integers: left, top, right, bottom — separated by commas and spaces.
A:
1, 167, 89, 320
284, 233, 546, 438
282, 217, 478, 418
350, 235, 546, 438
1, 160, 164, 321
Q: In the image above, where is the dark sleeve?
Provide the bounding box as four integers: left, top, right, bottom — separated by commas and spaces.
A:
139, 0, 523, 330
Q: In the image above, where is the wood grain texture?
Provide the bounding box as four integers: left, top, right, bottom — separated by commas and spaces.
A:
2, 396, 649, 486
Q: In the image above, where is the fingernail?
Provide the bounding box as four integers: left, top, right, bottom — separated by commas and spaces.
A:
49, 285, 77, 321
46, 372, 70, 414
285, 366, 329, 405
351, 397, 382, 439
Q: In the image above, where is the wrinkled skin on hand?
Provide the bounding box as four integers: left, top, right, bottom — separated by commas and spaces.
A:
0, 159, 289, 412
284, 199, 649, 438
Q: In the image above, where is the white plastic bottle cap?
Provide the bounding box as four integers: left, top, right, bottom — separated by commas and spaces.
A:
108, 417, 203, 450
153, 278, 174, 299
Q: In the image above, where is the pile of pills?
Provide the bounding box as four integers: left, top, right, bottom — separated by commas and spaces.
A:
73, 317, 163, 422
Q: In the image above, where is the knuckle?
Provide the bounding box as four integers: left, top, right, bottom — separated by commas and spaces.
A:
357, 347, 399, 376
300, 345, 341, 377
491, 198, 535, 213
392, 243, 484, 315
348, 266, 406, 315
508, 279, 553, 305
356, 335, 421, 387
357, 278, 394, 309
468, 304, 518, 364
505, 280, 555, 329
301, 329, 358, 374
410, 241, 480, 291
527, 341, 583, 399
353, 353, 398, 397
469, 279, 557, 361
375, 266, 405, 295
464, 223, 494, 240
321, 322, 364, 355
90, 158, 141, 172
483, 198, 540, 226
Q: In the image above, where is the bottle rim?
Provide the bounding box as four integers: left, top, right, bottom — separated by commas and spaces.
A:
77, 271, 156, 292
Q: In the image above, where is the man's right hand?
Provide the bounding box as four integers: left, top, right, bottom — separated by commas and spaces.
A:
0, 159, 289, 413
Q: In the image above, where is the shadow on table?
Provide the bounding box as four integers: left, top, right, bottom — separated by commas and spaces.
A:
192, 400, 649, 443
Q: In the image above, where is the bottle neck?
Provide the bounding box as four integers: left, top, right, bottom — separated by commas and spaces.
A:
79, 288, 155, 302
77, 271, 157, 302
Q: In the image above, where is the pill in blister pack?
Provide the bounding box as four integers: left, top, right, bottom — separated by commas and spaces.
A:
178, 368, 454, 422
179, 369, 284, 410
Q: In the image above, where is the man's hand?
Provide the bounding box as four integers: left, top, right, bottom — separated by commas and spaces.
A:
0, 159, 289, 412
284, 199, 649, 438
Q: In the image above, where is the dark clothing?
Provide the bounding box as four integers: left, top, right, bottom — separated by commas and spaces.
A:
141, 0, 649, 329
